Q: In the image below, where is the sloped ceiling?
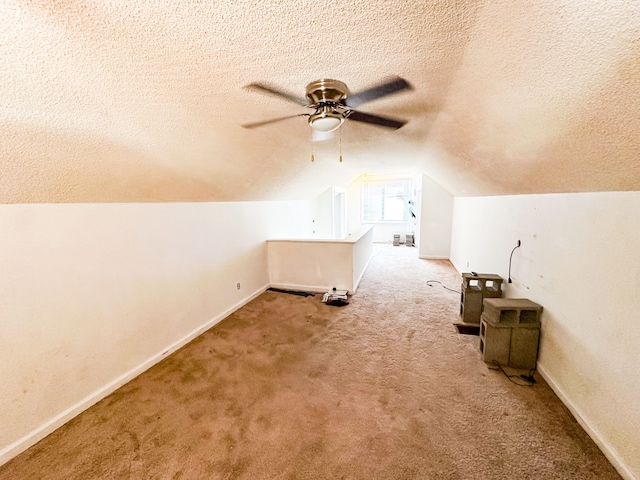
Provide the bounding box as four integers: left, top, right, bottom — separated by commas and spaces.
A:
1, 0, 639, 203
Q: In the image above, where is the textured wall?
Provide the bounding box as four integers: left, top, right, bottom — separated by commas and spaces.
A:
2, 0, 638, 203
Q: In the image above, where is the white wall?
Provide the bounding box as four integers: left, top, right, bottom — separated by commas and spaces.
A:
450, 192, 640, 480
310, 187, 334, 239
309, 187, 348, 240
418, 173, 453, 259
0, 200, 312, 464
351, 227, 374, 289
347, 178, 363, 233
267, 225, 374, 294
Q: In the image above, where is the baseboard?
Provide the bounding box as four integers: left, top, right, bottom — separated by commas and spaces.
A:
537, 362, 637, 480
418, 255, 450, 260
449, 259, 463, 274
0, 285, 268, 467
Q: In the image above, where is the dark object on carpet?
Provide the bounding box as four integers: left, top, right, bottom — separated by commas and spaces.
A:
455, 323, 480, 335
325, 298, 349, 307
267, 288, 315, 297
322, 289, 349, 306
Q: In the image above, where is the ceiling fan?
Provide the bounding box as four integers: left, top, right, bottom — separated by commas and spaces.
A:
241, 77, 413, 136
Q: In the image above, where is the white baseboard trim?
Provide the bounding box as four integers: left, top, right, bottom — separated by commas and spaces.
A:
0, 285, 269, 467
537, 362, 637, 480
418, 255, 450, 260
449, 259, 463, 273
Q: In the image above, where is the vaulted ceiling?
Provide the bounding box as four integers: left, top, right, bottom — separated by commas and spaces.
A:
1, 0, 639, 203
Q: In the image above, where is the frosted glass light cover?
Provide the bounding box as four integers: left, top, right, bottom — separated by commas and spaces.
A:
310, 116, 342, 132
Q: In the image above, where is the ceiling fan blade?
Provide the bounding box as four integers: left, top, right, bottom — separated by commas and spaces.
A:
241, 113, 308, 129
346, 77, 413, 108
245, 82, 308, 106
347, 110, 407, 130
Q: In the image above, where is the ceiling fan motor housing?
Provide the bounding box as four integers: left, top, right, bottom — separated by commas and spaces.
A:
306, 79, 350, 132
305, 79, 349, 104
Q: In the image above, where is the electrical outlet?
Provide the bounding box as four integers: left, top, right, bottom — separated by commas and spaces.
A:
236, 283, 241, 290
466, 261, 470, 268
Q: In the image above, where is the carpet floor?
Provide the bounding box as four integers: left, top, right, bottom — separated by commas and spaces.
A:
0, 245, 622, 479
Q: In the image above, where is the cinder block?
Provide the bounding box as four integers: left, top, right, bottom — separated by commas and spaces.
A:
460, 289, 483, 324
460, 273, 504, 324
479, 301, 542, 370
482, 298, 542, 326
462, 273, 504, 296
483, 279, 503, 298
479, 319, 511, 366
405, 233, 414, 247
509, 327, 540, 370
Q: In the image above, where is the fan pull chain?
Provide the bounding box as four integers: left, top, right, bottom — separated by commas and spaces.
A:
339, 128, 343, 163
311, 141, 315, 162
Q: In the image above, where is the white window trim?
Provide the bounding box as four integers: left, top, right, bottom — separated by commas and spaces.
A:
361, 175, 412, 223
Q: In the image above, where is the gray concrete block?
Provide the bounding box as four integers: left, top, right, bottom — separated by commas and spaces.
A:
479, 302, 542, 370
460, 273, 504, 324
482, 298, 543, 326
480, 319, 511, 366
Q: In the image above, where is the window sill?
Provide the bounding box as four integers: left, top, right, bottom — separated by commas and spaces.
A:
362, 220, 409, 224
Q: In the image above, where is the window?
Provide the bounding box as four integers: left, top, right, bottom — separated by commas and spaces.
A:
362, 177, 411, 222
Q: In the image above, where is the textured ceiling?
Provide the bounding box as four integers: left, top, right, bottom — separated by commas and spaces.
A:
1, 0, 639, 203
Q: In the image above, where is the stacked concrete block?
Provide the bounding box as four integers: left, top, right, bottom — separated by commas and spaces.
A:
405, 233, 414, 247
479, 298, 543, 370
459, 273, 503, 325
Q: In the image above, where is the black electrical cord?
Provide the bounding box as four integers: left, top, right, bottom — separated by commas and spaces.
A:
508, 240, 521, 283
489, 360, 536, 386
426, 280, 460, 295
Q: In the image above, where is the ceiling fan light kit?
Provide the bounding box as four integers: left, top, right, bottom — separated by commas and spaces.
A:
308, 107, 345, 132
242, 76, 412, 136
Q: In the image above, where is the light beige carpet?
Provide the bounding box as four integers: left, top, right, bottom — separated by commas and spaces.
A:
0, 245, 621, 479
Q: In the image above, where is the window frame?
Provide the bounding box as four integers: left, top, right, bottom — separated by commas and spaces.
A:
361, 176, 412, 223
